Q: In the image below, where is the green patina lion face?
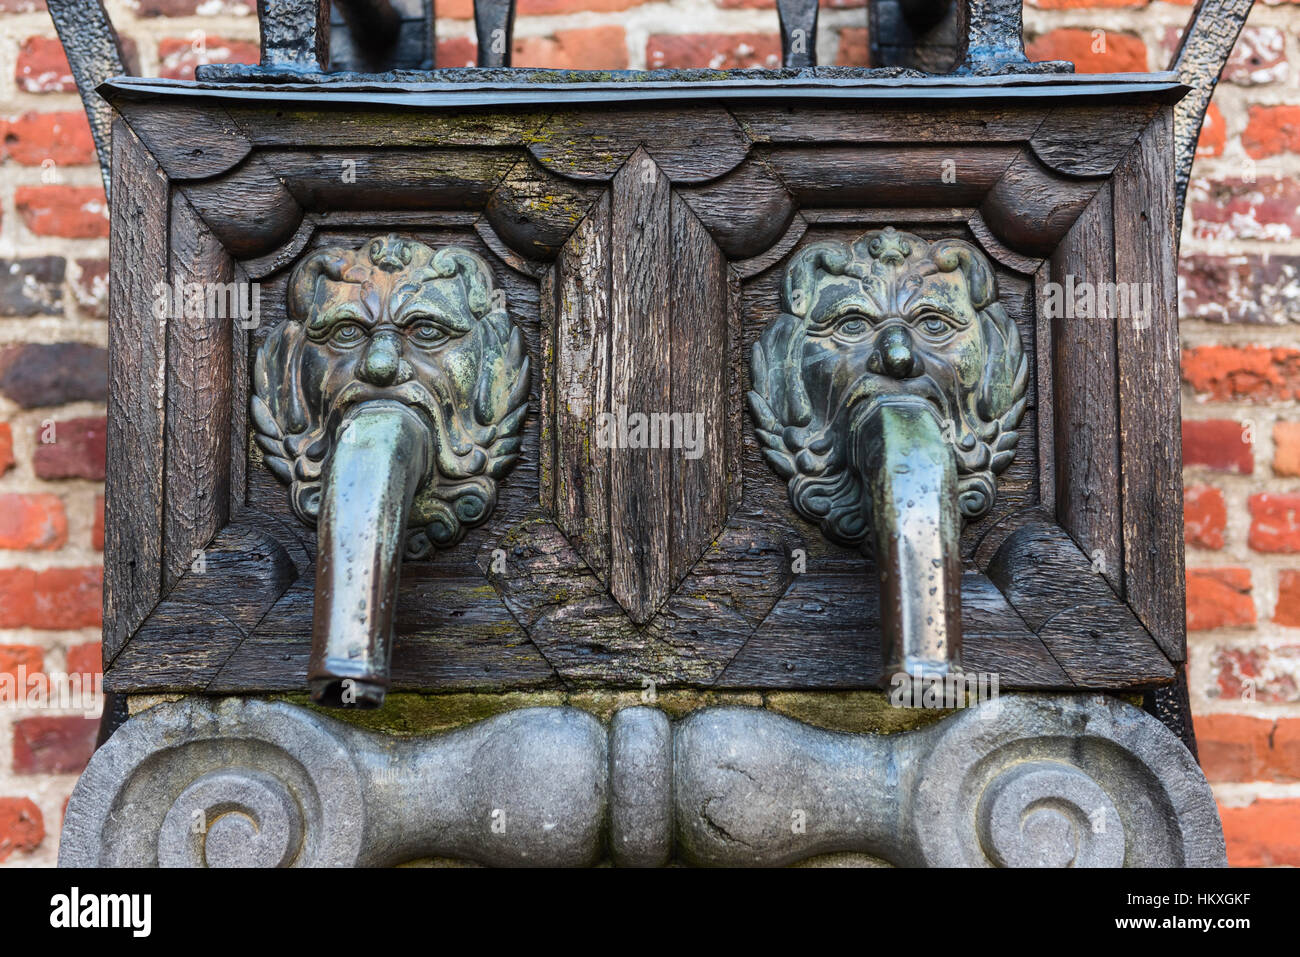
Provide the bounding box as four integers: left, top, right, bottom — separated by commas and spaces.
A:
749, 227, 1028, 548
252, 235, 530, 557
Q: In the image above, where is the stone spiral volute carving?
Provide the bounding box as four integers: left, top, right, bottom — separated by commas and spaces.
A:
59, 698, 365, 867
61, 694, 1224, 868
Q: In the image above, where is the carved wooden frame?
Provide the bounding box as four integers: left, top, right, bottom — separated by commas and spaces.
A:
100, 75, 1186, 710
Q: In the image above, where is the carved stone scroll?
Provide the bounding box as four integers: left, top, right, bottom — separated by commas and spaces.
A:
61, 694, 1225, 867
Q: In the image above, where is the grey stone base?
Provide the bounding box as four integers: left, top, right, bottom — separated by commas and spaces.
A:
59, 693, 1226, 867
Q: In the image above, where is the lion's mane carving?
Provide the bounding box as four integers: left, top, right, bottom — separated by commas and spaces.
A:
748, 227, 1028, 549
252, 235, 530, 558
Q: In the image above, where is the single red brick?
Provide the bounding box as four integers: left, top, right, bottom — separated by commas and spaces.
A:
647, 32, 781, 70
135, 0, 251, 13
1178, 253, 1300, 324
436, 37, 477, 68
836, 28, 870, 67
519, 0, 647, 11
157, 35, 260, 81
65, 641, 101, 678
1197, 102, 1225, 159
1243, 104, 1300, 159
1, 111, 95, 166
1186, 568, 1254, 631
1276, 421, 1300, 476
0, 423, 12, 475
1191, 176, 1300, 242
1219, 799, 1300, 867
13, 186, 109, 239
514, 27, 628, 70
0, 567, 101, 629
32, 416, 106, 481
71, 258, 109, 320
1182, 345, 1300, 402
1196, 714, 1300, 782
1184, 484, 1227, 549
15, 36, 74, 93
0, 797, 44, 862
0, 644, 41, 704
0, 645, 43, 679
92, 493, 104, 551
1249, 494, 1300, 552
0, 493, 67, 550
12, 716, 98, 774
0, 569, 36, 628
1029, 0, 1146, 6
1213, 645, 1300, 703
1276, 570, 1300, 627
1026, 28, 1147, 73
437, 0, 471, 14
1182, 419, 1253, 473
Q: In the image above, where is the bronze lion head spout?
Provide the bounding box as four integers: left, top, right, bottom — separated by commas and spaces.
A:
749, 227, 1027, 679
749, 227, 1027, 548
252, 234, 530, 558
252, 235, 529, 706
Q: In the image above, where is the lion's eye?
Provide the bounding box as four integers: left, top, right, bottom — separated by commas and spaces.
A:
832, 315, 872, 344
916, 315, 952, 338
330, 323, 366, 346
408, 321, 448, 347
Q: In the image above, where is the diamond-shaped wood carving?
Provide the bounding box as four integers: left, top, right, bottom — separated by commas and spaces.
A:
545, 148, 739, 623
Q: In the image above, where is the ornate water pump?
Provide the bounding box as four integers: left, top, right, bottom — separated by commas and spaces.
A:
53, 0, 1250, 866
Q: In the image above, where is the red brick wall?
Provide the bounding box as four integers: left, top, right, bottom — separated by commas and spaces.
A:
0, 0, 1297, 866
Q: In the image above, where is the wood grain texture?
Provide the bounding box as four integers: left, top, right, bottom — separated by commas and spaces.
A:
179, 155, 304, 259
114, 101, 252, 180
1113, 108, 1186, 663
609, 149, 673, 622
980, 151, 1105, 257
550, 192, 612, 582
669, 191, 735, 590
104, 118, 169, 662
530, 109, 749, 182
163, 197, 234, 591
1049, 181, 1122, 596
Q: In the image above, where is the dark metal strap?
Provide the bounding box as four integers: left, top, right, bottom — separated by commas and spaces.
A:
45, 0, 128, 198
961, 0, 1029, 69
474, 0, 517, 68
1169, 0, 1255, 234
257, 0, 331, 72
777, 0, 819, 68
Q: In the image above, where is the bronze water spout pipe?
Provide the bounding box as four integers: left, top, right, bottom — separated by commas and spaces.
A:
850, 399, 963, 678
308, 401, 431, 708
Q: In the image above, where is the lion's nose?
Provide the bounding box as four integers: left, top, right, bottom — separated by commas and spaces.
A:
360, 331, 402, 386
868, 325, 918, 380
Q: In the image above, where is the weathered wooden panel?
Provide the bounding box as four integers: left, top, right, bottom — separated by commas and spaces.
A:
163, 198, 234, 591
99, 90, 1184, 701
609, 149, 674, 623
103, 119, 170, 661
1113, 108, 1186, 663
1049, 182, 1122, 596
549, 193, 612, 582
